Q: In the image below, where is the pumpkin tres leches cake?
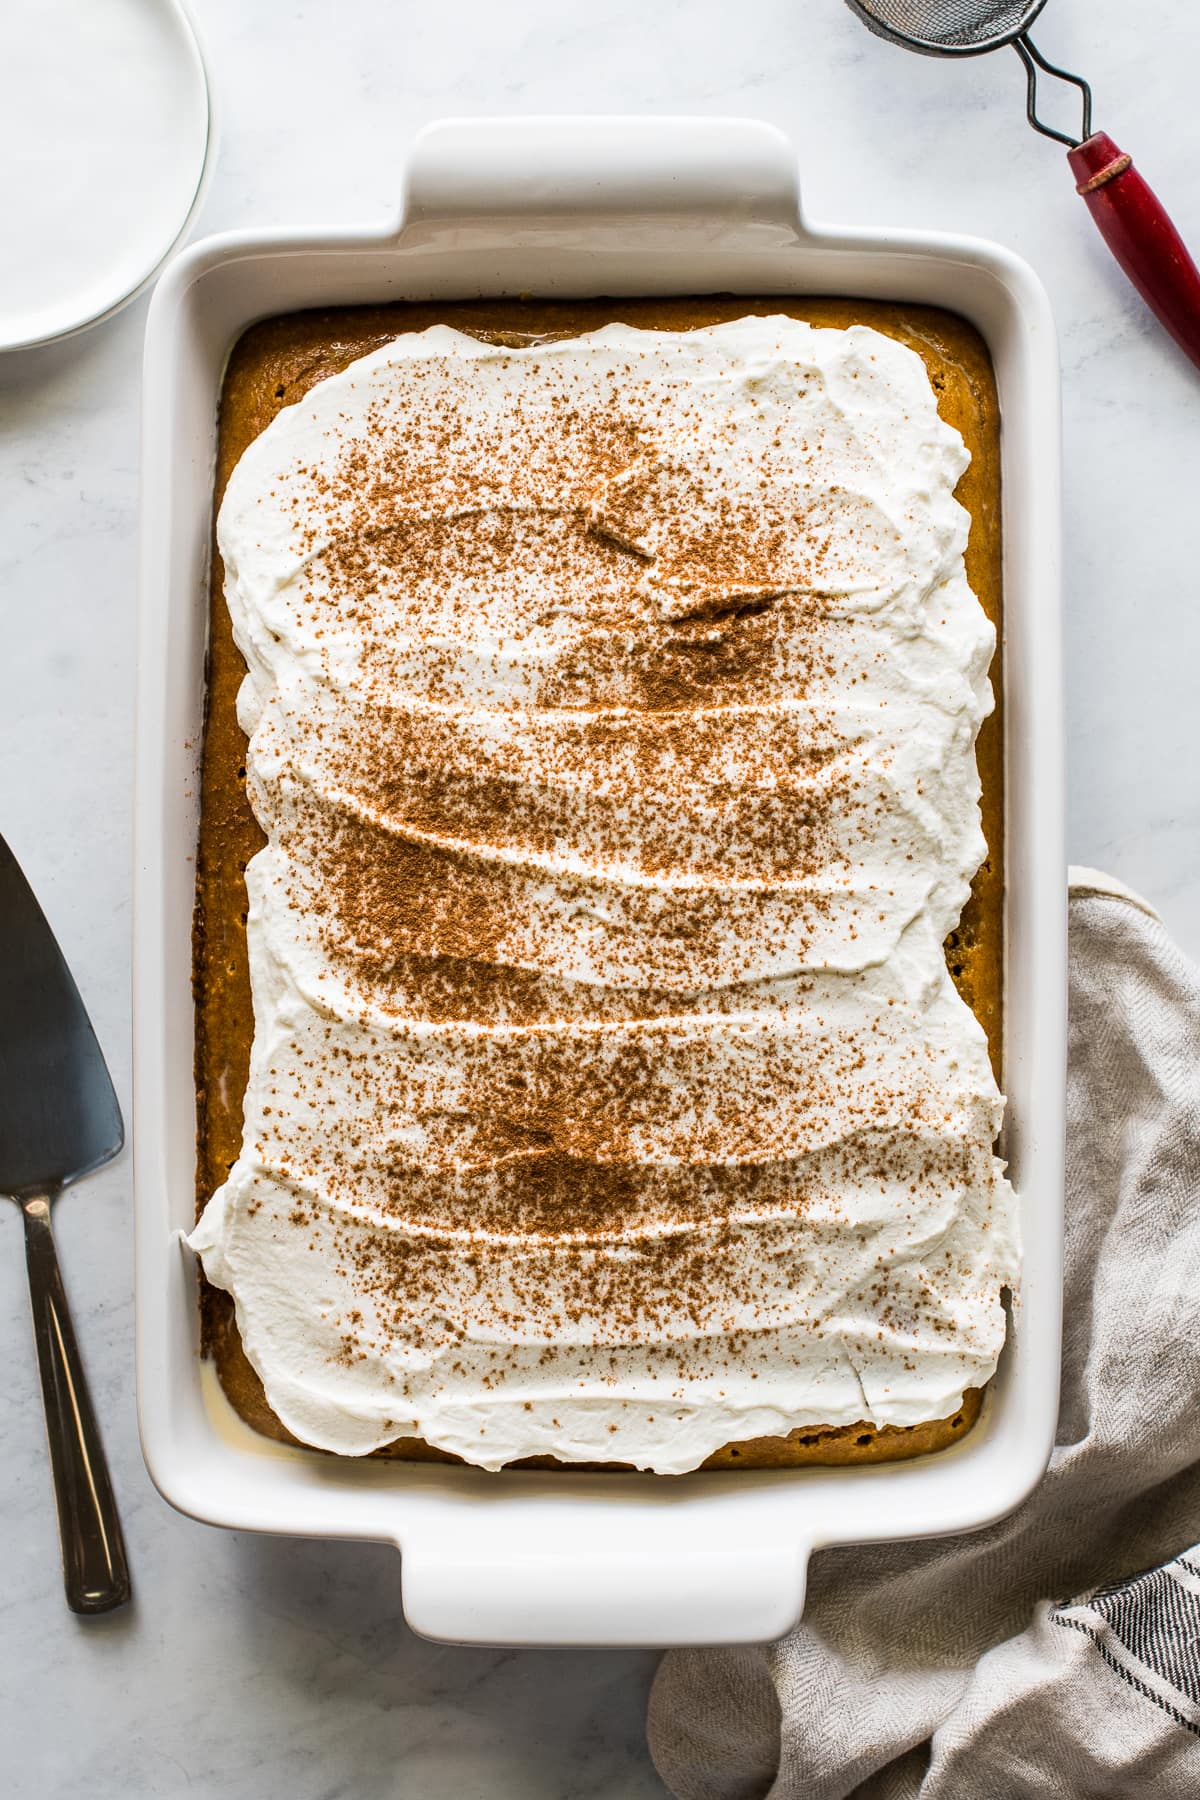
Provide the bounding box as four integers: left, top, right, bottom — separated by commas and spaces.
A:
189, 299, 1014, 1476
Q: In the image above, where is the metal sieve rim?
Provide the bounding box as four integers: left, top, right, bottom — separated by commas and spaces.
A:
843, 0, 1051, 57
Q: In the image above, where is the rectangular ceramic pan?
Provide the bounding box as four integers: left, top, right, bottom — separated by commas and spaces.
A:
135, 116, 1065, 1648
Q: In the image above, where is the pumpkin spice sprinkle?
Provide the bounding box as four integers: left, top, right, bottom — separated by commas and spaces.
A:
190, 316, 1016, 1474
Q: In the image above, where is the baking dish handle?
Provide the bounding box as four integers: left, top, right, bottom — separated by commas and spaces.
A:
401, 114, 804, 237
398, 1535, 810, 1648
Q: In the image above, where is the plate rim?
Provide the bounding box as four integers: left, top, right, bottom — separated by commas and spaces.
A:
0, 0, 215, 355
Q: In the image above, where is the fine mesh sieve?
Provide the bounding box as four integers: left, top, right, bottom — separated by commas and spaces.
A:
844, 0, 1088, 142
842, 0, 1200, 371
847, 0, 1048, 59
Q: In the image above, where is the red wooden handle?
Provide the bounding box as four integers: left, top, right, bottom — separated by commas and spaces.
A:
1068, 132, 1200, 372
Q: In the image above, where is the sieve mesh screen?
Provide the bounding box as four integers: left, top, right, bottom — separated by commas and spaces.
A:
847, 0, 1044, 51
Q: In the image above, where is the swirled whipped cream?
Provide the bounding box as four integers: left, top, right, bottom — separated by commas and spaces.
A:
190, 317, 1017, 1474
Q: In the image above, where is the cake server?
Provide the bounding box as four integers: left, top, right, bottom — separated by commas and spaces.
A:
843, 0, 1200, 372
0, 833, 130, 1614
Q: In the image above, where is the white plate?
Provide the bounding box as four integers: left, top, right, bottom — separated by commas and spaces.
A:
0, 0, 212, 352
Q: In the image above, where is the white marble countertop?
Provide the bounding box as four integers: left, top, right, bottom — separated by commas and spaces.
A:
1, 0, 1197, 1792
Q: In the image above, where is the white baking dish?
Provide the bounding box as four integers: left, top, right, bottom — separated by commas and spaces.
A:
134, 115, 1065, 1648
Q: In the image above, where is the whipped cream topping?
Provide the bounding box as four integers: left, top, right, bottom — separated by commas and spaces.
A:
189, 317, 1018, 1474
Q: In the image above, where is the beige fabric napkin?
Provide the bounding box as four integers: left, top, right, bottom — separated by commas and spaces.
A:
649, 871, 1200, 1799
